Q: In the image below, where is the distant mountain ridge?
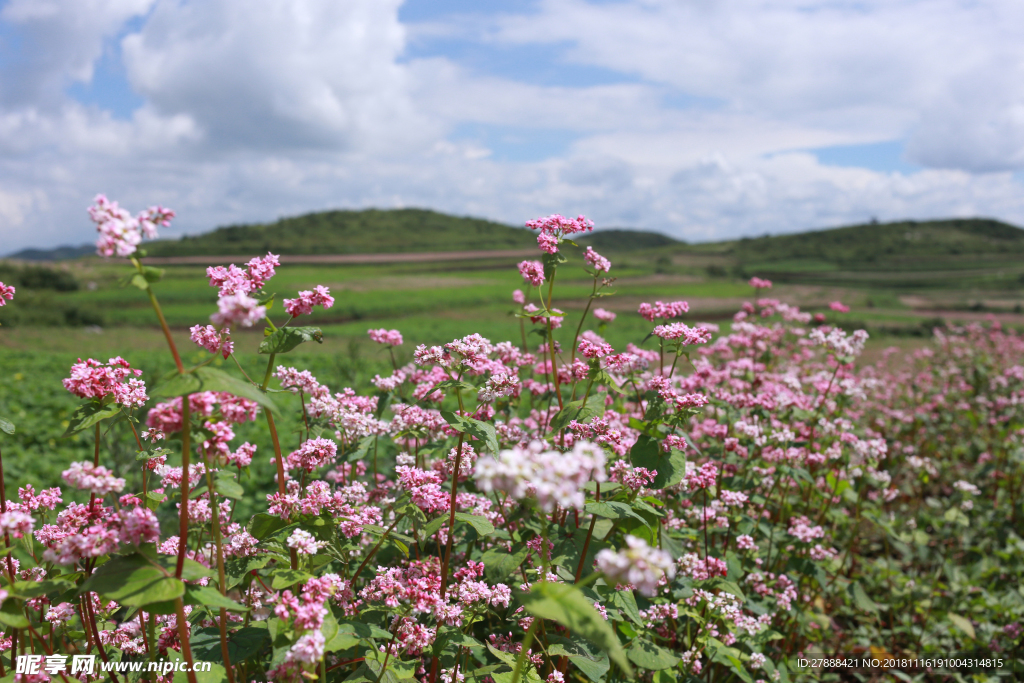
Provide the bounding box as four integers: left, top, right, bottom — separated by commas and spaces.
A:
5, 208, 1022, 266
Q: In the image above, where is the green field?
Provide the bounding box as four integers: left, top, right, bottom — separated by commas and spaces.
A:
2, 211, 1023, 503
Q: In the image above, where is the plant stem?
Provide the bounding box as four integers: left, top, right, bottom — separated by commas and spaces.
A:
570, 277, 598, 364
174, 598, 199, 683
202, 453, 235, 683
510, 620, 539, 683
176, 396, 191, 579
353, 515, 405, 579
439, 432, 466, 600
264, 411, 297, 571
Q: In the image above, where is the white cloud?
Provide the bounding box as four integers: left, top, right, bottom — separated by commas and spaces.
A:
1, 0, 1024, 254
0, 0, 154, 108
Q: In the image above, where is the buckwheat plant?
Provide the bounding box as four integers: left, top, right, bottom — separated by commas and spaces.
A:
0, 199, 1019, 683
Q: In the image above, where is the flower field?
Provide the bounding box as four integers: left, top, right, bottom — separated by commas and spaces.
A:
0, 198, 1020, 682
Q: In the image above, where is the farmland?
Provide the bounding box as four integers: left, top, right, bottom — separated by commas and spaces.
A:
0, 208, 1022, 680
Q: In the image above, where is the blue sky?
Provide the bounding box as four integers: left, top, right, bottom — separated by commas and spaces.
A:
1, 0, 1023, 252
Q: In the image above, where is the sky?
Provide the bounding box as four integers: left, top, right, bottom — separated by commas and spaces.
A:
2, 0, 1024, 253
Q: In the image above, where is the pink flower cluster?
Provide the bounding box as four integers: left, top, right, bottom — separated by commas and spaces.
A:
190, 324, 234, 358
38, 502, 160, 565
596, 535, 676, 596
525, 214, 594, 254
207, 253, 280, 296
749, 277, 773, 289
584, 246, 611, 273
284, 285, 334, 317
638, 300, 689, 322
368, 328, 404, 346
61, 462, 126, 496
0, 282, 14, 306
652, 322, 712, 345
518, 260, 545, 287
88, 194, 174, 257
286, 438, 339, 473
62, 357, 147, 407
211, 292, 266, 327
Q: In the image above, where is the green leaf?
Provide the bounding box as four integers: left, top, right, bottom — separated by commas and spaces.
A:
191, 625, 269, 663
453, 512, 495, 536
0, 599, 28, 628
271, 569, 313, 590
659, 525, 685, 560
258, 326, 323, 354
487, 643, 543, 683
948, 613, 976, 640
546, 634, 610, 683
441, 411, 500, 455
62, 401, 120, 437
630, 437, 686, 489
249, 513, 290, 540
184, 584, 249, 612
611, 589, 643, 628
151, 366, 279, 416
0, 417, 14, 435
436, 379, 477, 394
519, 582, 632, 676
11, 579, 74, 599
627, 639, 680, 671
214, 469, 244, 500
323, 611, 365, 652
79, 553, 185, 608
549, 397, 603, 434
850, 581, 879, 613
139, 265, 165, 285
420, 515, 447, 540
584, 501, 648, 525
481, 545, 528, 583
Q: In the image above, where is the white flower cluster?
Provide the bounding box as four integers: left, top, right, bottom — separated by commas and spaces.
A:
473, 440, 606, 512
595, 535, 676, 596
808, 327, 869, 357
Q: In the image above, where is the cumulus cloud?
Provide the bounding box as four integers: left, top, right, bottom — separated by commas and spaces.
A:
1, 0, 1024, 253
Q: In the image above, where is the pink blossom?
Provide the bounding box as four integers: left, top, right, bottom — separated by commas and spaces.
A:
525, 214, 594, 236
63, 356, 143, 401
536, 233, 559, 254
112, 378, 148, 408
584, 246, 611, 273
638, 300, 689, 322
287, 529, 325, 556
0, 511, 34, 538
89, 195, 174, 258
829, 301, 850, 313
512, 289, 526, 304
593, 307, 616, 322
653, 322, 711, 345
518, 260, 545, 287
749, 277, 773, 289
284, 286, 334, 317
62, 462, 126, 496
286, 438, 338, 473
228, 442, 256, 467
207, 252, 279, 295
211, 292, 266, 327
596, 535, 676, 596
0, 282, 14, 306
577, 339, 613, 359
190, 324, 233, 358
368, 328, 403, 346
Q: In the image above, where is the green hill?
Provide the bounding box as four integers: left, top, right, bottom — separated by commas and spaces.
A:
145, 208, 536, 256
705, 218, 1024, 265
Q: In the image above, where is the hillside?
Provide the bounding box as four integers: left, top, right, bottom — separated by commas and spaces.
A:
702, 218, 1024, 265
144, 208, 536, 256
